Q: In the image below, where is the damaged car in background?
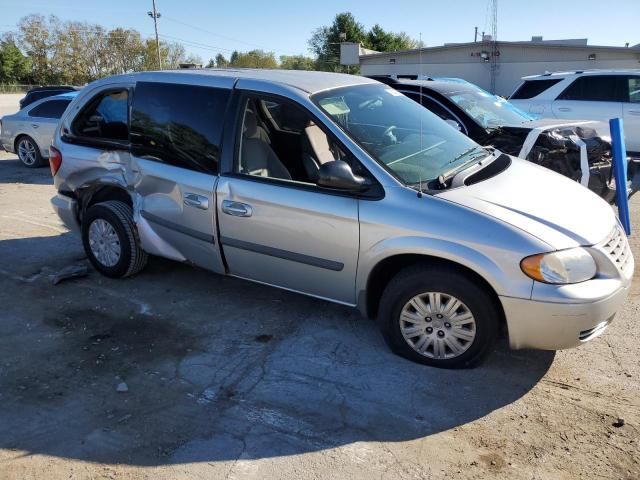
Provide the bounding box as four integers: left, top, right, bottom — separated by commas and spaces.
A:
370, 76, 638, 203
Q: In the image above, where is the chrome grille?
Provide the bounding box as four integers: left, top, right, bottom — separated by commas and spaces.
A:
601, 226, 632, 272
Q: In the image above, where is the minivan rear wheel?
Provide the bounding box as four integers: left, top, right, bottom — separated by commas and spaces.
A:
378, 264, 498, 368
82, 201, 148, 278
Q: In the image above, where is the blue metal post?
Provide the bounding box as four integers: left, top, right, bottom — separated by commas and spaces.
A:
609, 118, 631, 236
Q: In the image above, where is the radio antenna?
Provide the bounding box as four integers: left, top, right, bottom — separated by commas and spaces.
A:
418, 32, 424, 197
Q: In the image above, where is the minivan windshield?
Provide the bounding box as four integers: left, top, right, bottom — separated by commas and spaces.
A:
313, 84, 488, 186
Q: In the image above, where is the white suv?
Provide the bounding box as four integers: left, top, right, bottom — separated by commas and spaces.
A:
509, 70, 640, 154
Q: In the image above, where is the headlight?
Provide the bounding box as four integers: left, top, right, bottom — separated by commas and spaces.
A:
520, 248, 597, 284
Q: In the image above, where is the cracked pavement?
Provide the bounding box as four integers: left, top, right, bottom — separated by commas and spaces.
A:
0, 94, 638, 479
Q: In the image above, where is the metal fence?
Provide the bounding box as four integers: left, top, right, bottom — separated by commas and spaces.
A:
0, 84, 38, 94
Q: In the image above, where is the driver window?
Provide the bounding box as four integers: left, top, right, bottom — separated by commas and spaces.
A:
236, 96, 346, 184
73, 90, 129, 141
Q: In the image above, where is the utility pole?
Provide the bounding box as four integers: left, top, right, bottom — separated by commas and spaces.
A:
474, 26, 478, 43
148, 0, 162, 69
489, 0, 498, 94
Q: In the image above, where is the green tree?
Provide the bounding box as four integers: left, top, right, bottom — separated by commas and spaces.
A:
142, 38, 186, 70
215, 53, 228, 68
0, 40, 31, 84
279, 55, 315, 70
308, 12, 367, 72
229, 50, 277, 69
366, 24, 417, 52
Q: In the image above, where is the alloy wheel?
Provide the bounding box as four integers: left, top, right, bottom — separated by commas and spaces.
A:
18, 139, 38, 166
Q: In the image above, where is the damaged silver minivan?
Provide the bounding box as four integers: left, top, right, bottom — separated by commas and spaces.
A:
50, 69, 634, 368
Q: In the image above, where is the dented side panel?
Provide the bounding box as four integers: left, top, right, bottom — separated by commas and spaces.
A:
53, 136, 225, 273
130, 157, 225, 273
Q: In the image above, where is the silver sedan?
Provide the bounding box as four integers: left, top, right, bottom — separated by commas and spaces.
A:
0, 92, 77, 168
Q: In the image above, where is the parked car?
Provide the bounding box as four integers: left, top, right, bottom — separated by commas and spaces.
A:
19, 85, 79, 110
508, 70, 640, 155
369, 76, 636, 203
50, 70, 633, 368
1, 92, 78, 167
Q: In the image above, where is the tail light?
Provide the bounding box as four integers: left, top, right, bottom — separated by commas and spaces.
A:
49, 146, 62, 176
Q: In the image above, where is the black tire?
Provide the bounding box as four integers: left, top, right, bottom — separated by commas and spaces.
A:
15, 135, 44, 168
82, 201, 148, 278
378, 264, 499, 369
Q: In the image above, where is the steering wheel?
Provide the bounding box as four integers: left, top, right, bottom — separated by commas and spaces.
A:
382, 125, 398, 145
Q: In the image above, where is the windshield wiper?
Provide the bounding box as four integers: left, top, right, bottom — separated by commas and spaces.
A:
447, 146, 486, 165
407, 147, 491, 193
437, 150, 492, 188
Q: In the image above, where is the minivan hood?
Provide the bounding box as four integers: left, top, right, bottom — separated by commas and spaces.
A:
437, 156, 616, 250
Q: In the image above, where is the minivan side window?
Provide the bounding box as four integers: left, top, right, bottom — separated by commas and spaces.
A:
626, 77, 640, 103
236, 95, 352, 185
557, 76, 621, 102
29, 99, 71, 119
510, 79, 562, 99
130, 82, 229, 174
73, 90, 129, 141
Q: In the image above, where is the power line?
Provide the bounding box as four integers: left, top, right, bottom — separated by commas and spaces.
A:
160, 15, 300, 56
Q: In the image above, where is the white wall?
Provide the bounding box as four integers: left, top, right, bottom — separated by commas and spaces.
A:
359, 45, 640, 96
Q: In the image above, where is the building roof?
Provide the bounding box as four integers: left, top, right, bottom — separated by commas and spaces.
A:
522, 69, 640, 79
359, 40, 640, 59
99, 68, 377, 95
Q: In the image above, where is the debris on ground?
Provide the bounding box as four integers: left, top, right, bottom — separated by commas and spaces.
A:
116, 382, 129, 393
612, 418, 625, 428
50, 263, 89, 285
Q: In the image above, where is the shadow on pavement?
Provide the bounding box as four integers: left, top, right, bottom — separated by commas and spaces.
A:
0, 234, 555, 466
0, 157, 53, 185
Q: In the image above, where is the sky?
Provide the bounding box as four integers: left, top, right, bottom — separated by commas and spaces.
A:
1, 0, 639, 61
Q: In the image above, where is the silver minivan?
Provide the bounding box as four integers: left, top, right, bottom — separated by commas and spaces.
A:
50, 69, 634, 368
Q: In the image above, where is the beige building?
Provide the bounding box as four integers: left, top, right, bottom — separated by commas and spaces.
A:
341, 38, 640, 96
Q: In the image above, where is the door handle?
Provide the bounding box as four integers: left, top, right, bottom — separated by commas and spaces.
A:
221, 200, 252, 217
628, 110, 640, 115
557, 107, 571, 112
32, 124, 39, 128
183, 193, 209, 210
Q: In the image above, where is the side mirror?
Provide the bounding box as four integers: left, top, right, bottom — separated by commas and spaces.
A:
445, 119, 462, 131
317, 160, 370, 191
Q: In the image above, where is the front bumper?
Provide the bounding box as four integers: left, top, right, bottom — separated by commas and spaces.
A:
501, 285, 629, 350
51, 193, 79, 231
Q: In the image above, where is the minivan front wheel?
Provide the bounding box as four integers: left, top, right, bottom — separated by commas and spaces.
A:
378, 265, 498, 368
82, 201, 148, 278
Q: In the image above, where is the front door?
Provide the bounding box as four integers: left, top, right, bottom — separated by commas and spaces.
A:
622, 75, 640, 153
217, 92, 360, 304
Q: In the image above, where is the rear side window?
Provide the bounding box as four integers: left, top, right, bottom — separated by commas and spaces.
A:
510, 79, 562, 99
130, 82, 229, 174
29, 99, 71, 119
73, 90, 129, 141
557, 76, 622, 102
625, 77, 640, 103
